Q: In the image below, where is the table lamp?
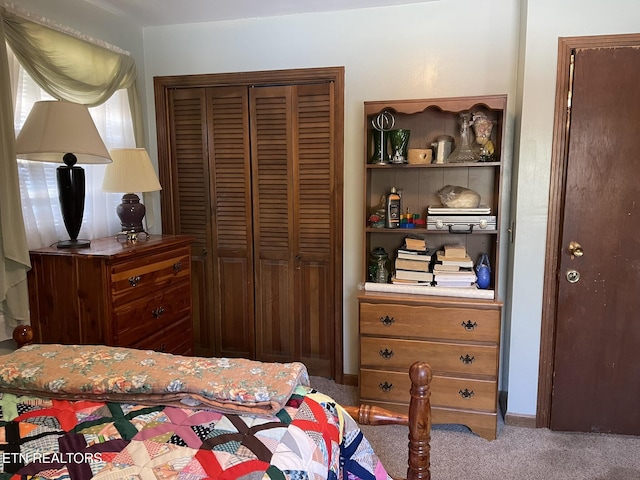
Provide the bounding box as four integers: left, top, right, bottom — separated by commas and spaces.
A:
15, 100, 112, 249
101, 148, 162, 241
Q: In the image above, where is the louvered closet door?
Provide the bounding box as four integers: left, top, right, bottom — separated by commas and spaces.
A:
206, 86, 255, 359
167, 88, 215, 356
250, 83, 335, 376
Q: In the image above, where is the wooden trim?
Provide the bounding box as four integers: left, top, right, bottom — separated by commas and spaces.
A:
342, 373, 358, 387
538, 33, 640, 428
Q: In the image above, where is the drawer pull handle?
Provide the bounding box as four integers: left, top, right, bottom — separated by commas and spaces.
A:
380, 315, 395, 326
128, 275, 142, 287
461, 320, 478, 331
379, 348, 394, 359
158, 343, 166, 352
379, 382, 394, 392
459, 388, 475, 399
173, 261, 182, 273
152, 307, 165, 318
460, 354, 475, 365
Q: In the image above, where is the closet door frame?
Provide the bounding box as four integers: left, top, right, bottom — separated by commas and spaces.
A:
154, 67, 345, 381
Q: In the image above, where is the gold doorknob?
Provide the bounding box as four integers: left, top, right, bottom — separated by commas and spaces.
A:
568, 241, 584, 259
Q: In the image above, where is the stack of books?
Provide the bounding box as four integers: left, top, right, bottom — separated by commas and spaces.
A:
433, 244, 476, 288
392, 237, 433, 284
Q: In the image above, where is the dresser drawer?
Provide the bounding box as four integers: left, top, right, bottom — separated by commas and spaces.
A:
360, 302, 500, 343
111, 247, 191, 306
130, 316, 193, 355
113, 281, 191, 346
360, 368, 497, 412
360, 336, 498, 377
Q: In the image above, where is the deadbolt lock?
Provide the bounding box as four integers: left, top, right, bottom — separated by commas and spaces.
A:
566, 270, 580, 283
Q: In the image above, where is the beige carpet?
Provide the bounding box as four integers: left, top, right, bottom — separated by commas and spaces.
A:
309, 376, 640, 480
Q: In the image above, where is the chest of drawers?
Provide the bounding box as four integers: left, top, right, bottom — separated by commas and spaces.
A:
27, 235, 193, 355
358, 291, 502, 440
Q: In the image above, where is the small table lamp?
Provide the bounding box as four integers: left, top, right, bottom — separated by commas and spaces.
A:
101, 148, 162, 242
15, 100, 112, 249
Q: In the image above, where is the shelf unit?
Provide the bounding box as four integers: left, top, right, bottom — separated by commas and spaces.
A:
358, 95, 506, 440
363, 95, 506, 291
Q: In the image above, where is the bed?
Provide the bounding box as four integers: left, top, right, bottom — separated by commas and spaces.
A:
2, 325, 432, 480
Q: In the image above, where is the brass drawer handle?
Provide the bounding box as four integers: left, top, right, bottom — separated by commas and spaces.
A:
460, 354, 475, 365
380, 315, 395, 326
152, 307, 165, 318
128, 275, 142, 287
379, 348, 394, 359
461, 320, 478, 331
459, 388, 475, 399
379, 381, 393, 392
173, 261, 182, 273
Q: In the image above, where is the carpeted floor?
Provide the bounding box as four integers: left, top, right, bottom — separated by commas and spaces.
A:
309, 376, 640, 480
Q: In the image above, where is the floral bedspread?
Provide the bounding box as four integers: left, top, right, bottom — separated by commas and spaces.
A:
0, 344, 309, 416
0, 345, 391, 480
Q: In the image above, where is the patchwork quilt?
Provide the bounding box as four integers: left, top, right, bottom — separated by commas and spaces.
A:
0, 345, 391, 480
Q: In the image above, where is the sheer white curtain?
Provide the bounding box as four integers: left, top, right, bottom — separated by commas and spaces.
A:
9, 47, 136, 250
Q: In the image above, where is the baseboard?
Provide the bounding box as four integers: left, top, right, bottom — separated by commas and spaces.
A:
504, 412, 537, 428
499, 390, 537, 427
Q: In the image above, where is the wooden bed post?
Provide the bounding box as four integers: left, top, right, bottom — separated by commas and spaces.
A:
407, 361, 432, 480
13, 324, 33, 348
343, 361, 432, 480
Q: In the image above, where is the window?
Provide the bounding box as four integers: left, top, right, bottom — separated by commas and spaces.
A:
9, 46, 136, 250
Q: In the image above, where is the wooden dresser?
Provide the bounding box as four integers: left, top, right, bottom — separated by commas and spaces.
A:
27, 235, 193, 355
358, 291, 501, 440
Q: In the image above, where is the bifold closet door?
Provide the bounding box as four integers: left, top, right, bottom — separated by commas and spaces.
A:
206, 86, 255, 360
250, 83, 335, 376
164, 87, 217, 357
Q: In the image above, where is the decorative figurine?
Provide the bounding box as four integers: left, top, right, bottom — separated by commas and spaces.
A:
472, 111, 495, 162
446, 112, 478, 163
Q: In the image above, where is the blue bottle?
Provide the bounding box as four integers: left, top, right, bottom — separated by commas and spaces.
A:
476, 253, 491, 289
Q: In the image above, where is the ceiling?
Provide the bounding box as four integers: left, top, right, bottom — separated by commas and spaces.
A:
82, 0, 437, 27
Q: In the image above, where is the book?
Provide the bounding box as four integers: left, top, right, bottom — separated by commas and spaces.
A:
396, 248, 432, 261
432, 263, 460, 272
394, 269, 433, 282
434, 281, 478, 288
391, 276, 432, 285
433, 271, 478, 283
443, 244, 466, 257
404, 236, 427, 251
435, 250, 474, 268
395, 258, 431, 272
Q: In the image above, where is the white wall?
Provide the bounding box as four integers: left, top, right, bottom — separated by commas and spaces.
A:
141, 0, 520, 378
507, 0, 640, 416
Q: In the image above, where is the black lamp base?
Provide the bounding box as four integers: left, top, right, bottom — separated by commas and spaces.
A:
56, 238, 91, 249
57, 154, 89, 249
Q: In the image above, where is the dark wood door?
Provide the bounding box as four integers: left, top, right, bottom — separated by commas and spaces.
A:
550, 43, 640, 434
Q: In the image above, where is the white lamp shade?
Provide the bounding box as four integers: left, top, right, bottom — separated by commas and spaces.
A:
102, 148, 162, 193
15, 100, 112, 164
